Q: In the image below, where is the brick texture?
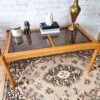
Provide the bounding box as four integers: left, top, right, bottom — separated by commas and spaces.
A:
0, 0, 100, 39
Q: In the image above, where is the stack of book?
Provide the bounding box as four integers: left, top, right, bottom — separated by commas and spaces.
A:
40, 22, 60, 34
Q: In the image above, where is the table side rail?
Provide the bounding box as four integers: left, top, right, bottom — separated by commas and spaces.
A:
4, 42, 99, 62
75, 24, 97, 42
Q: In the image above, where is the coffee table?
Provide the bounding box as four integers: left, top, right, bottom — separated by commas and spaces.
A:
0, 24, 99, 88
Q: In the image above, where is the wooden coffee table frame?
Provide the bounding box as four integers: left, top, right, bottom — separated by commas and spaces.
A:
0, 24, 100, 88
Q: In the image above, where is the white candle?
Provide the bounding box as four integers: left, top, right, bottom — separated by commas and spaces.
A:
11, 27, 22, 37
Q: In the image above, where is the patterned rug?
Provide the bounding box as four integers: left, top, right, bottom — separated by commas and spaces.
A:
3, 50, 100, 100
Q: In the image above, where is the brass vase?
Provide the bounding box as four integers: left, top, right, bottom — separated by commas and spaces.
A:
68, 0, 81, 31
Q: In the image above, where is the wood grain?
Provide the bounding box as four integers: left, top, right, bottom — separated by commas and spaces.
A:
3, 30, 11, 55
1, 24, 100, 87
47, 34, 55, 47
4, 42, 99, 62
87, 45, 100, 72
0, 53, 15, 88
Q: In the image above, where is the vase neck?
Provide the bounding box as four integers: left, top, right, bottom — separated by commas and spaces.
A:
74, 0, 78, 6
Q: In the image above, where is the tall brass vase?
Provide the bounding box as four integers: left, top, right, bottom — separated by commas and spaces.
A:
68, 0, 81, 31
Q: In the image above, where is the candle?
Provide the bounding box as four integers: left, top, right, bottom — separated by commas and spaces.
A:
11, 27, 22, 37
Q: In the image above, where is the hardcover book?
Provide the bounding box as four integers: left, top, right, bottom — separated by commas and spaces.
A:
40, 28, 60, 34
40, 22, 59, 30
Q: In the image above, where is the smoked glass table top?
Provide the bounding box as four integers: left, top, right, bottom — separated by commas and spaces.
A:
9, 28, 91, 53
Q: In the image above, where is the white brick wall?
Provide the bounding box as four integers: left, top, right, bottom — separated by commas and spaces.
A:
0, 0, 100, 39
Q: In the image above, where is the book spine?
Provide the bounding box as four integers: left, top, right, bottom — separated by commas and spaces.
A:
40, 28, 60, 34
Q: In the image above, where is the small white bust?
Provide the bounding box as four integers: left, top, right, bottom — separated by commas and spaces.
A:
45, 12, 53, 26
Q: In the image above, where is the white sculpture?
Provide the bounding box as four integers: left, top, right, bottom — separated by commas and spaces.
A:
45, 12, 53, 26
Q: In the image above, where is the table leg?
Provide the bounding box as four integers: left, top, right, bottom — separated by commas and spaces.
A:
87, 47, 100, 72
0, 52, 15, 88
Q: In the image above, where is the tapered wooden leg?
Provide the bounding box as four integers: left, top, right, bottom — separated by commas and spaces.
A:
87, 47, 99, 72
0, 52, 15, 88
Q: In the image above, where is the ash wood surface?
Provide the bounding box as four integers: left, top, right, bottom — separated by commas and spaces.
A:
87, 46, 100, 72
4, 42, 99, 62
2, 30, 11, 55
2, 24, 100, 88
0, 51, 15, 88
47, 34, 55, 47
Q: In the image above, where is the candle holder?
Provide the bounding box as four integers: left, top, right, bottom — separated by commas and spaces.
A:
11, 27, 23, 45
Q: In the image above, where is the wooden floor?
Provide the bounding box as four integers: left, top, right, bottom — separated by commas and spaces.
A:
0, 40, 6, 100
0, 64, 5, 100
